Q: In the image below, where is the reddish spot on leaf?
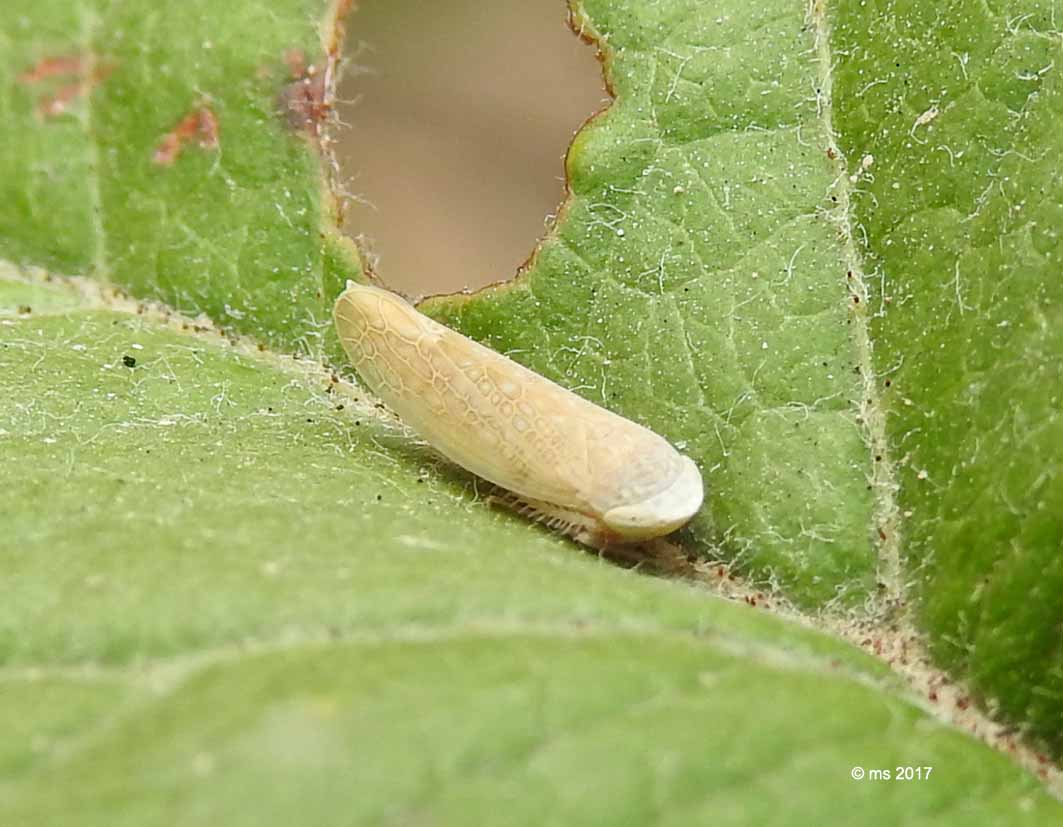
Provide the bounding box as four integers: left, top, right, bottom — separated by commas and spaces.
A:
19, 55, 86, 83
153, 106, 221, 166
277, 0, 348, 143
18, 53, 113, 119
279, 54, 331, 141
197, 108, 220, 150
38, 82, 84, 118
281, 70, 329, 137
284, 48, 307, 78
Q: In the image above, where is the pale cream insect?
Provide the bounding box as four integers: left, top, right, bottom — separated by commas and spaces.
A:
333, 281, 704, 546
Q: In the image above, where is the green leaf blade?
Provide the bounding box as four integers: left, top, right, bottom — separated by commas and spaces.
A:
423, 0, 879, 607
832, 0, 1063, 757
4, 635, 1060, 826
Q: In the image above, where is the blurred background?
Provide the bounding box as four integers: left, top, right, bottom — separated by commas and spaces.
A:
335, 0, 606, 298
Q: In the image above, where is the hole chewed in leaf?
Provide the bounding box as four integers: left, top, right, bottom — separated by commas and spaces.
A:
334, 1, 604, 296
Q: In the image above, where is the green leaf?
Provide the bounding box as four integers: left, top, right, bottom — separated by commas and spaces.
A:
422, 1, 879, 607
5, 634, 1062, 825
0, 0, 359, 349
7, 279, 1057, 822
2, 0, 1061, 821
423, 0, 1063, 761
832, 0, 1063, 761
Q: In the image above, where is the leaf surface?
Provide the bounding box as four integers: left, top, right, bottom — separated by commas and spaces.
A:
1, 0, 1061, 820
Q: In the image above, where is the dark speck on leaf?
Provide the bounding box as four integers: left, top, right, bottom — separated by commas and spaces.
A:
376, 494, 382, 501
17, 305, 31, 314
122, 355, 137, 368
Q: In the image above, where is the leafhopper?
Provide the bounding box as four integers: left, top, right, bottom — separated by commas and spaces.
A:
333, 281, 704, 547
